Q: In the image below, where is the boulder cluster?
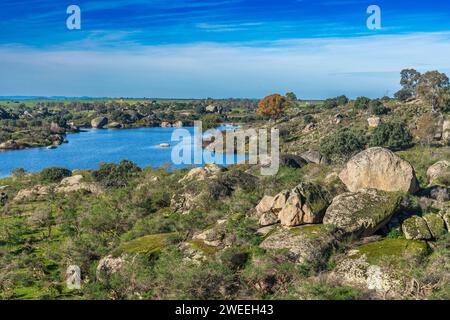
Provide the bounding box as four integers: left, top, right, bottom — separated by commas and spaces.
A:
252, 147, 449, 296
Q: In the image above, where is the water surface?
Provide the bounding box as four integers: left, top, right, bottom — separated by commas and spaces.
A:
0, 126, 244, 177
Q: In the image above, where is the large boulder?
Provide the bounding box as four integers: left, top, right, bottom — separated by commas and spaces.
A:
255, 183, 329, 227
333, 239, 428, 297
339, 147, 419, 194
91, 117, 108, 129
426, 160, 450, 186
401, 216, 432, 240
323, 189, 401, 237
260, 224, 341, 264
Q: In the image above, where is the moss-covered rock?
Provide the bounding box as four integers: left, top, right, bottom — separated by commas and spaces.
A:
258, 182, 329, 227
259, 224, 340, 264
333, 239, 429, 296
443, 210, 450, 230
423, 213, 447, 239
402, 216, 432, 240
114, 232, 178, 255
323, 189, 402, 237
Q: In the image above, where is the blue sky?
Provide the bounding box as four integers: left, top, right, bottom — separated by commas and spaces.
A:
1, 0, 450, 98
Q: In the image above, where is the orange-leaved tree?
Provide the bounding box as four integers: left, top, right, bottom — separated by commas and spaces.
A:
256, 94, 287, 119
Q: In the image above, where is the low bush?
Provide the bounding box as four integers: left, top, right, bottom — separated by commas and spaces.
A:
92, 160, 141, 188
369, 122, 413, 151
319, 128, 367, 163
40, 167, 72, 183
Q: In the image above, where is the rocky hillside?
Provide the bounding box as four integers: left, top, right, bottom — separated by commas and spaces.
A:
0, 98, 449, 300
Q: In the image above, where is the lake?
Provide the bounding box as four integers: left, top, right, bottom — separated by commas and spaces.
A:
0, 126, 246, 177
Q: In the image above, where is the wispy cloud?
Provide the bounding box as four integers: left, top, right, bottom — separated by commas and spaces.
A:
1, 32, 449, 98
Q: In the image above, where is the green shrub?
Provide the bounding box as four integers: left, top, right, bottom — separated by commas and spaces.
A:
92, 160, 141, 188
369, 100, 389, 115
394, 88, 413, 102
354, 96, 371, 110
323, 99, 338, 109
369, 122, 413, 151
322, 95, 348, 109
40, 167, 72, 183
319, 128, 367, 163
303, 114, 315, 124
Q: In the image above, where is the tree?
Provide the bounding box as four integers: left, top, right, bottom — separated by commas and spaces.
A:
415, 112, 440, 146
256, 94, 287, 119
416, 71, 450, 112
336, 95, 349, 106
285, 92, 297, 102
400, 69, 421, 98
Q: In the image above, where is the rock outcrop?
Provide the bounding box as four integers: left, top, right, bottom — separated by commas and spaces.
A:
97, 255, 125, 279
14, 185, 51, 201
0, 140, 26, 150
402, 214, 447, 240
367, 116, 381, 128
178, 164, 226, 184
333, 239, 428, 296
91, 117, 108, 129
299, 149, 328, 164
426, 160, 450, 186
255, 183, 329, 227
339, 147, 419, 194
55, 175, 103, 195
423, 213, 447, 239
260, 224, 341, 264
402, 216, 432, 240
323, 189, 401, 237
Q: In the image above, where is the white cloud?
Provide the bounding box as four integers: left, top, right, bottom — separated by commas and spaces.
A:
1, 32, 449, 98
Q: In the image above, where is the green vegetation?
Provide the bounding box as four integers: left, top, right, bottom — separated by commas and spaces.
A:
0, 68, 449, 300
319, 128, 367, 163
40, 167, 72, 183
369, 122, 413, 151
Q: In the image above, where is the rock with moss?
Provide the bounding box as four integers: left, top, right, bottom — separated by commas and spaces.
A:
402, 216, 432, 240
96, 255, 126, 279
426, 160, 450, 186
339, 147, 419, 194
256, 182, 329, 227
323, 189, 402, 237
423, 213, 447, 239
442, 210, 450, 230
333, 238, 429, 296
259, 224, 341, 264
192, 220, 228, 247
